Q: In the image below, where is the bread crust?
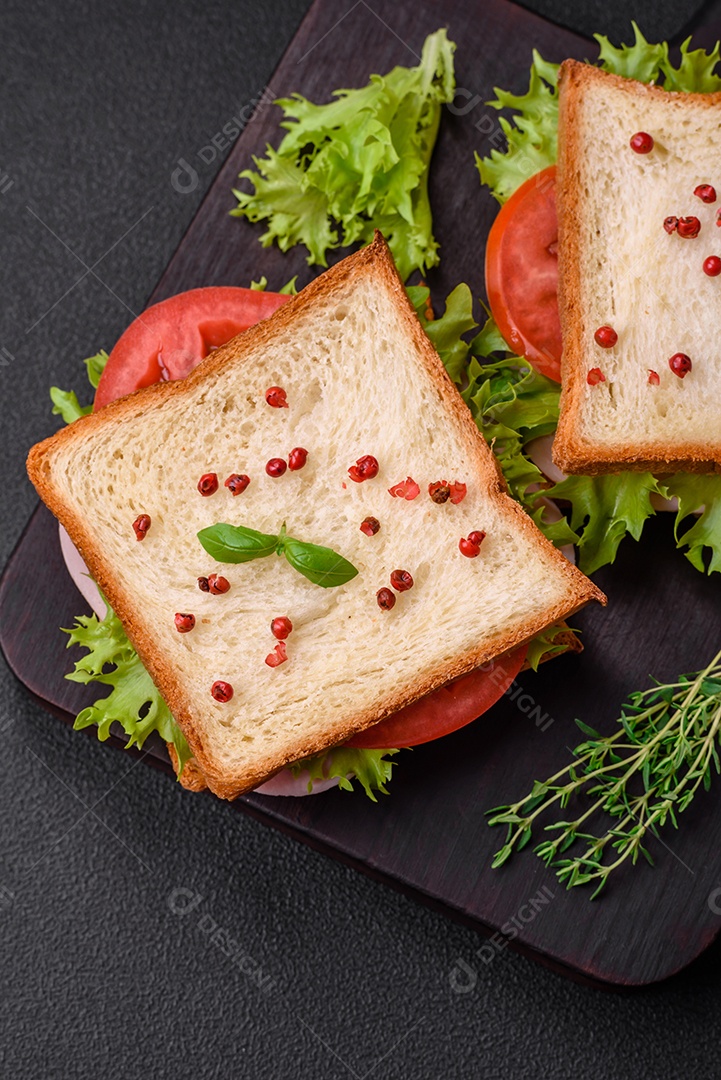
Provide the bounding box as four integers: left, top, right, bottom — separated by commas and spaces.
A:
28, 234, 605, 799
167, 745, 209, 792
554, 60, 721, 476
168, 623, 583, 793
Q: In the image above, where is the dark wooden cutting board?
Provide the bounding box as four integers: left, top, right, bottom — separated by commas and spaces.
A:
3, 0, 721, 987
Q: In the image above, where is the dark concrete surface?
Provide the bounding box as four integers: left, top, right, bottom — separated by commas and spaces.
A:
1, 1, 720, 1077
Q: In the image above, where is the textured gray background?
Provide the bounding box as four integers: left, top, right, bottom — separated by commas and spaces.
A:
2, 1, 721, 1077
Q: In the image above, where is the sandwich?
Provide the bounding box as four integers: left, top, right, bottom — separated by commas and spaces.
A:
553, 61, 721, 475
27, 234, 604, 800
477, 27, 721, 578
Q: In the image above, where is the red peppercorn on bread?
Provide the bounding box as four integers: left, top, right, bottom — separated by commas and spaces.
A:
553, 61, 721, 475
27, 234, 604, 800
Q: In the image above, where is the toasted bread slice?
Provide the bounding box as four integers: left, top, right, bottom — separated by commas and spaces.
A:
554, 61, 721, 475
28, 234, 604, 799
168, 621, 585, 794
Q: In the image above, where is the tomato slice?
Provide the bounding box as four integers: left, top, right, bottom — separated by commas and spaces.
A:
346, 644, 528, 749
485, 166, 561, 382
94, 286, 290, 408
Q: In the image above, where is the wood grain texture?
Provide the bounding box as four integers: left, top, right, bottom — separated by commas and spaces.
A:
3, 0, 721, 986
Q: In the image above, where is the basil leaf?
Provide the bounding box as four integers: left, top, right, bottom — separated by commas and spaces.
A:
283, 538, 358, 588
197, 523, 279, 563
198, 522, 359, 587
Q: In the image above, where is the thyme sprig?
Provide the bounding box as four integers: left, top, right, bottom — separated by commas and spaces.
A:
488, 650, 721, 898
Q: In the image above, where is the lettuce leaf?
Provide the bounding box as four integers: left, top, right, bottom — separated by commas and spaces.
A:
461, 321, 576, 544
477, 25, 721, 203
475, 49, 559, 204
659, 37, 721, 92
545, 472, 668, 576
279, 276, 298, 295
593, 22, 667, 80
250, 275, 298, 294
64, 604, 193, 775
291, 747, 398, 801
50, 350, 108, 424
410, 292, 581, 558
665, 474, 721, 574
407, 282, 476, 382
231, 28, 456, 280
50, 387, 92, 424
526, 623, 579, 671
83, 349, 109, 389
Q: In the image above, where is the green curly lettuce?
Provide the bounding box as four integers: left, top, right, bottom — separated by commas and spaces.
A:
477, 24, 721, 203
50, 387, 92, 425
250, 275, 299, 295
409, 289, 576, 551
82, 349, 109, 389
545, 472, 669, 576
231, 28, 456, 280
665, 475, 721, 574
526, 624, 578, 671
291, 747, 398, 801
64, 603, 193, 775
409, 287, 585, 654
660, 36, 721, 91
462, 318, 575, 546
476, 48, 560, 203
50, 349, 108, 424
406, 282, 477, 382
593, 22, 667, 80
409, 287, 569, 548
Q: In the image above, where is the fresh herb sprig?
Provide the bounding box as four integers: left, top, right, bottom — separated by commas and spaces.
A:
488, 650, 721, 897
198, 521, 359, 588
